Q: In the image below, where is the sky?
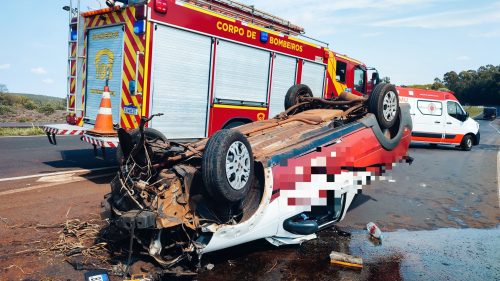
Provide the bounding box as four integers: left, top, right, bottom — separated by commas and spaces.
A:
0, 0, 499, 98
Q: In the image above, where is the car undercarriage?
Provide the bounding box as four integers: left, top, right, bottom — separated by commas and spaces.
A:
101, 83, 413, 269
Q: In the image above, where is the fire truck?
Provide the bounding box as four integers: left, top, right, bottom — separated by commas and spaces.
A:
44, 0, 380, 156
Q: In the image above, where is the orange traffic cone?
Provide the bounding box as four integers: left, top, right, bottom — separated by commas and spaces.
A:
87, 86, 117, 136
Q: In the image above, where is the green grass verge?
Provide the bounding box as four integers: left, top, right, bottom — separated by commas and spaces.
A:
463, 106, 483, 118
0, 126, 45, 136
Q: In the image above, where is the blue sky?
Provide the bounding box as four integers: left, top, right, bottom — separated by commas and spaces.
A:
0, 0, 499, 98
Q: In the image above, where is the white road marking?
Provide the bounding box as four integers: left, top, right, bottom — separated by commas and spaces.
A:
0, 135, 74, 139
489, 121, 500, 134
0, 172, 115, 197
0, 166, 117, 182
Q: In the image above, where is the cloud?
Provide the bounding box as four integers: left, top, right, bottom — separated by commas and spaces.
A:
0, 63, 10, 70
31, 67, 47, 75
371, 5, 500, 28
42, 78, 54, 84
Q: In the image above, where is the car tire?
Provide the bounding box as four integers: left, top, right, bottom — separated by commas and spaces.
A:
202, 129, 254, 203
460, 135, 473, 151
284, 84, 313, 110
368, 83, 399, 129
116, 128, 167, 164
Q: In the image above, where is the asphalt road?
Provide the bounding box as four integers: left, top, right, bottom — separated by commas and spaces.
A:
0, 118, 498, 280
0, 135, 117, 178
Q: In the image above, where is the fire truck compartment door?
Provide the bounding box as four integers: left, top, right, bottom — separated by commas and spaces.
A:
301, 61, 326, 98
85, 25, 124, 124
213, 40, 270, 104
269, 54, 297, 117
150, 25, 211, 139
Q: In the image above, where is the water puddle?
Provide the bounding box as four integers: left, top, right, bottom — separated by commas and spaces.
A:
201, 226, 500, 281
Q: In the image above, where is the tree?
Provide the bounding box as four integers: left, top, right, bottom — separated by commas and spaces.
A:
0, 84, 8, 93
439, 65, 500, 105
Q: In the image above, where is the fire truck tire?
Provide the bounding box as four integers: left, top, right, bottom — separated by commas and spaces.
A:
284, 84, 313, 110
116, 128, 168, 164
460, 135, 473, 151
202, 129, 254, 203
369, 83, 399, 130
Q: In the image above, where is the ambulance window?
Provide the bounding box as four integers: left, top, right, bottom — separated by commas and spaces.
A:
417, 100, 442, 116
336, 61, 347, 83
447, 101, 465, 118
447, 101, 458, 115
354, 67, 365, 94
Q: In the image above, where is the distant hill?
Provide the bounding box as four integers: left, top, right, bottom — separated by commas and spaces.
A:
4, 92, 65, 104
0, 92, 66, 123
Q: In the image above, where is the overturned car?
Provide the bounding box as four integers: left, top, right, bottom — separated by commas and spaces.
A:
102, 83, 412, 267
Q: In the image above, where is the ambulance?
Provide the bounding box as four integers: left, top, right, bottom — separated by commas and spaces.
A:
398, 87, 480, 151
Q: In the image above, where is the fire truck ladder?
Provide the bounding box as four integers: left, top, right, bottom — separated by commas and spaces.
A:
66, 0, 85, 115
184, 0, 305, 35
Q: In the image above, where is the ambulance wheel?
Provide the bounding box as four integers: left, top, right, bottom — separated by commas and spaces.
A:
284, 84, 313, 110
460, 135, 473, 151
369, 83, 399, 129
116, 128, 167, 164
202, 129, 254, 203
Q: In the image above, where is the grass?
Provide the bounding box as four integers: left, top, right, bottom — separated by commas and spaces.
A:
0, 126, 45, 136
463, 106, 483, 118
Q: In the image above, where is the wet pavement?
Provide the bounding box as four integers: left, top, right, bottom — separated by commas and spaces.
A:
201, 227, 500, 281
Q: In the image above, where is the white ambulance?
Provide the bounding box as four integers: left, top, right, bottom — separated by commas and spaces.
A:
398, 87, 480, 151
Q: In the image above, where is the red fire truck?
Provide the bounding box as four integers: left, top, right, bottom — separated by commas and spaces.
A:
44, 0, 379, 155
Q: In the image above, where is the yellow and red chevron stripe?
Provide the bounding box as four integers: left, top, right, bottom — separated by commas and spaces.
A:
326, 51, 347, 98
81, 6, 149, 130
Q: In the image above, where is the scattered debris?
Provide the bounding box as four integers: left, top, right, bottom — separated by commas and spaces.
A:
206, 263, 214, 270
332, 225, 351, 237
329, 251, 363, 269
366, 222, 383, 240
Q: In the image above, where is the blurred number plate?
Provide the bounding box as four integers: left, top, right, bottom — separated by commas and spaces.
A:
124, 105, 138, 115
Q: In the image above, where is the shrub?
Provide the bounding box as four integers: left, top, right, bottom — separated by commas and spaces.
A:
0, 104, 13, 115
37, 104, 55, 115
23, 100, 38, 110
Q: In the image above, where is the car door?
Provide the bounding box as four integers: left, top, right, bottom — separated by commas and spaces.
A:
444, 101, 467, 144
411, 99, 445, 143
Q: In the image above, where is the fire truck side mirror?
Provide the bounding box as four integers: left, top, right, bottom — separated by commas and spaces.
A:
371, 72, 380, 84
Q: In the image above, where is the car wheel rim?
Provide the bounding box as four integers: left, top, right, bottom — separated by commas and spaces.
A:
382, 91, 398, 123
225, 141, 251, 190
467, 139, 472, 148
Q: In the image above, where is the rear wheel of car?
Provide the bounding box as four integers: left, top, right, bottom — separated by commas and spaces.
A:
284, 84, 313, 111
202, 129, 254, 203
460, 135, 473, 151
116, 128, 167, 164
368, 83, 399, 130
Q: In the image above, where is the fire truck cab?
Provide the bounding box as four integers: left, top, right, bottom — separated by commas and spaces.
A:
44, 0, 381, 156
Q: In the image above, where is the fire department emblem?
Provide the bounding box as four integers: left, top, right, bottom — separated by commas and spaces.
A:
257, 112, 266, 120
95, 48, 115, 80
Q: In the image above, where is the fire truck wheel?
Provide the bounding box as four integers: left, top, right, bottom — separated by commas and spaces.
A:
202, 129, 254, 203
284, 84, 313, 110
369, 83, 399, 129
116, 128, 168, 164
460, 135, 473, 151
